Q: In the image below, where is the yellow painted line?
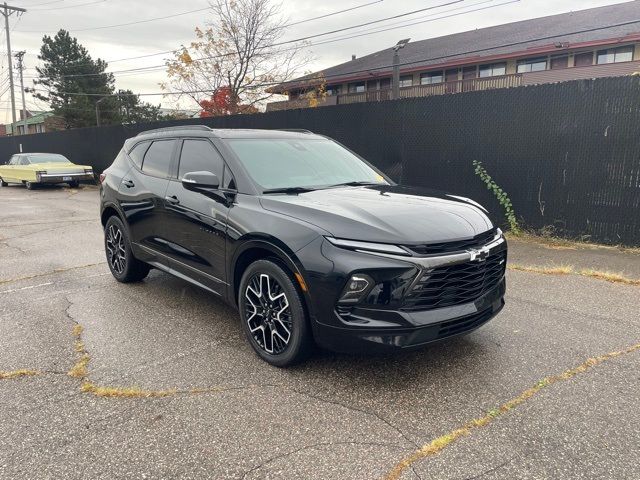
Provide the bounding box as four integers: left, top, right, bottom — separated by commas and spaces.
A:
385, 342, 640, 480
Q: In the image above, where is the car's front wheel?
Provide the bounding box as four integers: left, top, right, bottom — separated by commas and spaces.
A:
104, 215, 150, 283
25, 181, 35, 190
239, 260, 312, 367
68, 180, 80, 188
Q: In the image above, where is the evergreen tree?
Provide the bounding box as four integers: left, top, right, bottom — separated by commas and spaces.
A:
34, 29, 116, 128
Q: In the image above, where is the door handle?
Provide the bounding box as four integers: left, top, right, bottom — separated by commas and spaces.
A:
165, 195, 180, 205
122, 179, 135, 188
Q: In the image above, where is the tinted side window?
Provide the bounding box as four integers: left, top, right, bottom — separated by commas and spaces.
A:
129, 141, 150, 169
223, 165, 236, 190
178, 139, 224, 180
142, 140, 176, 178
8, 156, 17, 165
19, 157, 30, 165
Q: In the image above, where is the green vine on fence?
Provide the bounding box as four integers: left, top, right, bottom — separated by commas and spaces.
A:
472, 160, 520, 234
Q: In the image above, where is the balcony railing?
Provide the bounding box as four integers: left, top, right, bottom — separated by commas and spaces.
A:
266, 74, 523, 111
337, 74, 523, 105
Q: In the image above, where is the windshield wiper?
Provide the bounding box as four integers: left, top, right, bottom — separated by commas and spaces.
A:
262, 186, 316, 195
327, 181, 382, 188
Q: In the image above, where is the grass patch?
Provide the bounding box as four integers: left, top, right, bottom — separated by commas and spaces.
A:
0, 369, 40, 380
385, 342, 640, 480
508, 264, 640, 286
507, 231, 640, 254
81, 382, 177, 398
508, 264, 574, 275
579, 269, 640, 286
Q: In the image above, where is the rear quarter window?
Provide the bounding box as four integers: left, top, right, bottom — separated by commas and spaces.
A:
128, 141, 150, 169
142, 140, 177, 178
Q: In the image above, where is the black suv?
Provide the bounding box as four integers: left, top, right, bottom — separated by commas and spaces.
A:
100, 126, 506, 366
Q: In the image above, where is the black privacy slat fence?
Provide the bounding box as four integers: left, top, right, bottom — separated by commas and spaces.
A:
1, 76, 639, 246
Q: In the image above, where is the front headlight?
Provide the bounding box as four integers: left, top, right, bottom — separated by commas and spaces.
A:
35, 170, 46, 181
84, 168, 93, 174
325, 237, 410, 256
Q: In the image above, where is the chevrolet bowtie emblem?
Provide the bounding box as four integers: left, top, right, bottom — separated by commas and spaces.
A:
469, 246, 491, 262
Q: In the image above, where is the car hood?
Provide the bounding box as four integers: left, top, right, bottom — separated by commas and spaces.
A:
259, 185, 494, 245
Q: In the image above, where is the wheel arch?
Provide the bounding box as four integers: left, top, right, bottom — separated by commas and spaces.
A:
230, 238, 311, 312
100, 202, 125, 227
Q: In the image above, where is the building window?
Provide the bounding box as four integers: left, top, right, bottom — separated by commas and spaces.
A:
420, 71, 443, 85
399, 75, 413, 87
479, 62, 507, 78
550, 56, 568, 70
597, 45, 634, 64
348, 82, 365, 93
516, 57, 547, 73
574, 52, 593, 67
326, 85, 342, 96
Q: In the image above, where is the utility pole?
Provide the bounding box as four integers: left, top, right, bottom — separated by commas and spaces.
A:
1, 3, 26, 128
95, 97, 108, 127
15, 51, 27, 135
391, 38, 410, 100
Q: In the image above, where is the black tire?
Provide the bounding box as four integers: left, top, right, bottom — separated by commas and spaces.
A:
68, 180, 80, 188
25, 181, 35, 190
239, 259, 312, 367
104, 215, 150, 283
0, 177, 7, 187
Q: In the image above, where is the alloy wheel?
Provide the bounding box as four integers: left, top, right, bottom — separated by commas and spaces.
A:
106, 224, 126, 275
244, 273, 292, 355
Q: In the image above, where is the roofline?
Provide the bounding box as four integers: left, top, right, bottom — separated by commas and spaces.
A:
270, 33, 640, 94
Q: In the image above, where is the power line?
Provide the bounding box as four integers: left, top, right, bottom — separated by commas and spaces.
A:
21, 0, 475, 80
273, 0, 465, 46
28, 16, 640, 97
17, 0, 389, 66
15, 5, 211, 32
287, 0, 384, 27
30, 0, 106, 10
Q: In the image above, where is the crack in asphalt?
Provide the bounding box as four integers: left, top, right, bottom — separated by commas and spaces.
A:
384, 341, 640, 480
239, 441, 409, 480
0, 262, 107, 286
458, 455, 517, 480
289, 388, 419, 449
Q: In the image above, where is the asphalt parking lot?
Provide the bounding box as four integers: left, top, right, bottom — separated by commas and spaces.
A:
1, 185, 639, 480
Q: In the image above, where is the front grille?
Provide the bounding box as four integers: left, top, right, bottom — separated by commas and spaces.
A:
402, 250, 506, 311
437, 308, 495, 339
405, 228, 497, 256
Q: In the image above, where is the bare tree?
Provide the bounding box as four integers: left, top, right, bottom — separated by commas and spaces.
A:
162, 0, 310, 113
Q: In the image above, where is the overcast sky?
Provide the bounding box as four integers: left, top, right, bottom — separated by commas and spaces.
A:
1, 0, 633, 123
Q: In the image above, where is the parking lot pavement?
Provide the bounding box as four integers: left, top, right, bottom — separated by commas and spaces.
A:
1, 185, 639, 479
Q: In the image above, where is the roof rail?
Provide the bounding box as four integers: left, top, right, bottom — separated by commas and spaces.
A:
137, 125, 212, 136
277, 128, 313, 134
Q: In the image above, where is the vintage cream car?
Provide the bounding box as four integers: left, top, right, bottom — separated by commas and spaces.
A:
0, 153, 94, 189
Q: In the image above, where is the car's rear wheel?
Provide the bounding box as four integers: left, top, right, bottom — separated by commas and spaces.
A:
239, 259, 311, 367
0, 177, 7, 187
104, 215, 150, 283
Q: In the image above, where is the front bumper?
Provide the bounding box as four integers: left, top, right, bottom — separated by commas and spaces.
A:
313, 279, 505, 353
36, 172, 94, 184
296, 233, 507, 354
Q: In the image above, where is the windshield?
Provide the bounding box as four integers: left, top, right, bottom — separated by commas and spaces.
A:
28, 154, 71, 164
225, 138, 388, 191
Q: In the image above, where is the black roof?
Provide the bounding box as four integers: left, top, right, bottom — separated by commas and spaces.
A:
278, 1, 640, 91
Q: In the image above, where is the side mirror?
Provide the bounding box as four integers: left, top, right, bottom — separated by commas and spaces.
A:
182, 171, 220, 191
